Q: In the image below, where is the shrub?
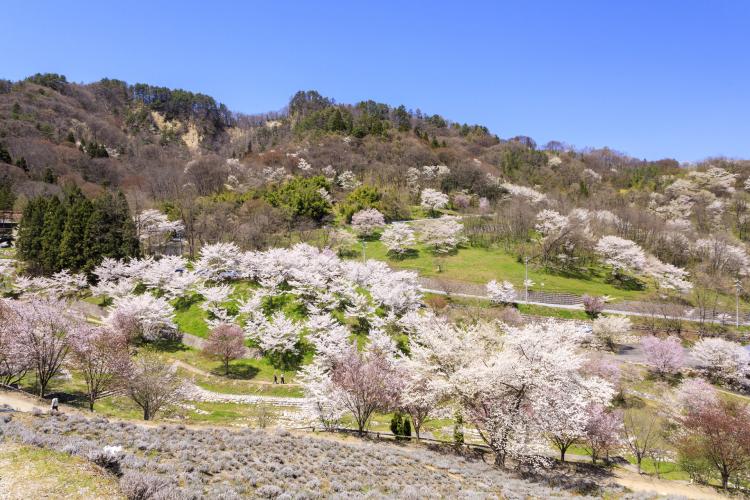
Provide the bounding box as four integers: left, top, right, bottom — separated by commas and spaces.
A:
119, 471, 177, 500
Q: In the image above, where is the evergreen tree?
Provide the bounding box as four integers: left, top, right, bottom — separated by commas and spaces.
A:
402, 417, 412, 437
83, 193, 114, 271
113, 191, 140, 259
39, 196, 65, 273
0, 176, 15, 211
58, 187, 93, 270
393, 105, 411, 132
390, 412, 404, 437
16, 197, 49, 271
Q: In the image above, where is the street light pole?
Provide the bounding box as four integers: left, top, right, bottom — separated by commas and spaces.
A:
524, 256, 529, 302
735, 280, 742, 328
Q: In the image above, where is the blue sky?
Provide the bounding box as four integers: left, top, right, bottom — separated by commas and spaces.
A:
2, 0, 749, 161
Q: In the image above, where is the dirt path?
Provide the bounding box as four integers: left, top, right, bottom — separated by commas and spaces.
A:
171, 359, 300, 386
0, 390, 52, 413
613, 467, 726, 499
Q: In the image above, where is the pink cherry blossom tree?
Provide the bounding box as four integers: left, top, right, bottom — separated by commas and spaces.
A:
203, 324, 246, 375
351, 208, 385, 237
125, 351, 183, 420
68, 325, 131, 411
5, 298, 79, 397
582, 404, 623, 464
641, 336, 685, 377
330, 347, 400, 434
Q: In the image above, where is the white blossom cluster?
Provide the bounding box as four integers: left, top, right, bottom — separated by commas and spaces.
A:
135, 209, 184, 242
337, 170, 360, 190
406, 165, 450, 193
501, 183, 547, 204
419, 188, 449, 212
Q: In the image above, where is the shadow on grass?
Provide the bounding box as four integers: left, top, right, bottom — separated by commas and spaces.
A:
213, 363, 261, 380
149, 338, 191, 353
389, 249, 420, 260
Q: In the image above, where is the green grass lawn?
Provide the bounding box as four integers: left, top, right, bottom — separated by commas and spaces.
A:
0, 442, 124, 498
174, 302, 210, 338
362, 240, 648, 301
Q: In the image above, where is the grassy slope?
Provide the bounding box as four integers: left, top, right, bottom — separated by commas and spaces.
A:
363, 239, 648, 301
0, 443, 124, 498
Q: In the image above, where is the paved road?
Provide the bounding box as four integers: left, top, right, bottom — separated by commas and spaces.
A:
419, 283, 750, 327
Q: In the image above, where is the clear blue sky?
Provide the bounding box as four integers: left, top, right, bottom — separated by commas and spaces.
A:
2, 0, 749, 162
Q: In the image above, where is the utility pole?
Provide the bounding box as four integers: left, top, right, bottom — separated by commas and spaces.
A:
735, 279, 743, 328
524, 256, 529, 302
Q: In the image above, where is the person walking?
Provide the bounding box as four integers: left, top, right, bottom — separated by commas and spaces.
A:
50, 397, 59, 415
280, 374, 285, 384
273, 374, 278, 384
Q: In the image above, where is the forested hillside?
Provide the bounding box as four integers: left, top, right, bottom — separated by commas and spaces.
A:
4, 73, 750, 308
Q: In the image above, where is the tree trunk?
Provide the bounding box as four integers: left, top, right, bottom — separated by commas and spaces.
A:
89, 398, 95, 411
143, 406, 150, 420
224, 358, 230, 375
560, 448, 566, 462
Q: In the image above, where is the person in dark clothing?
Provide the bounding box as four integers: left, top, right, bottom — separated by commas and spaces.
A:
280, 374, 285, 384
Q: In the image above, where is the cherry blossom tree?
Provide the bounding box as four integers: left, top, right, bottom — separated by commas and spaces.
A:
420, 188, 449, 215
486, 280, 516, 306
135, 209, 184, 254
0, 300, 29, 386
4, 298, 79, 397
672, 378, 718, 415
595, 236, 647, 274
582, 295, 605, 318
418, 216, 466, 254
68, 325, 130, 411
247, 311, 300, 367
449, 320, 614, 466
298, 360, 347, 430
351, 209, 385, 237
106, 294, 178, 342
646, 258, 693, 294
195, 242, 242, 281
330, 347, 400, 434
380, 223, 416, 256
641, 336, 685, 377
592, 315, 632, 350
675, 398, 750, 489
203, 324, 246, 375
501, 183, 547, 204
582, 404, 623, 464
692, 338, 750, 387
337, 170, 360, 190
305, 314, 352, 365
397, 363, 446, 440
125, 352, 183, 420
